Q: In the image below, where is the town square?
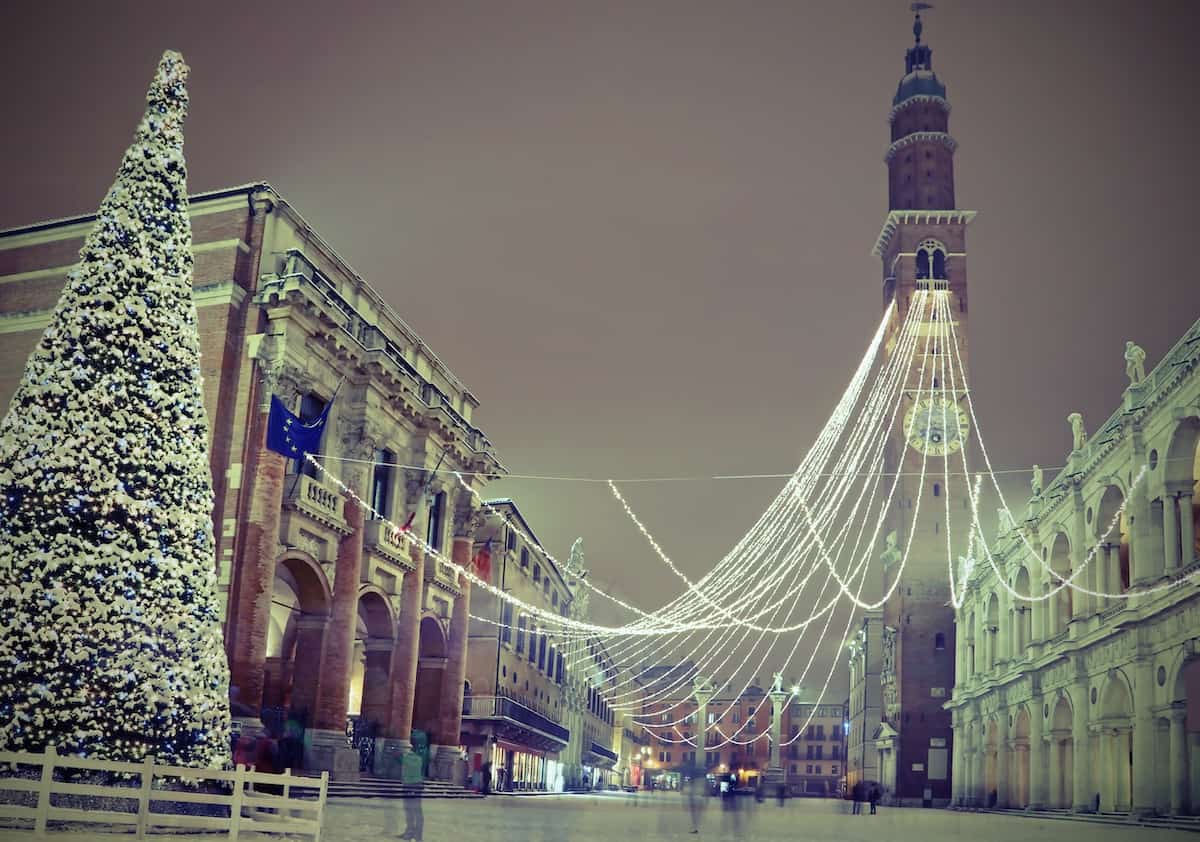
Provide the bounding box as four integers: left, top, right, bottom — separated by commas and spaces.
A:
0, 1, 1198, 839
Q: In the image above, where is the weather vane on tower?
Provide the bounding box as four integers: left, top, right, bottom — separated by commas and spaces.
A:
912, 2, 934, 42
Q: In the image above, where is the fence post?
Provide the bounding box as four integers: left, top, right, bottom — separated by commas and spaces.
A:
228, 763, 244, 842
135, 754, 155, 839
314, 771, 329, 842
34, 744, 55, 837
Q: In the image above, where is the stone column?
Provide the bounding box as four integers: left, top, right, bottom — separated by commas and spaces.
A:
1132, 660, 1156, 815
1098, 544, 1113, 608
1130, 469, 1155, 585
960, 747, 973, 806
309, 439, 369, 781
992, 713, 1008, 807
1072, 682, 1093, 812
693, 678, 715, 765
951, 715, 964, 806
974, 727, 987, 806
431, 494, 482, 781
1028, 698, 1045, 809
1072, 488, 1091, 618
1189, 731, 1200, 811
1030, 583, 1043, 644
314, 490, 364, 730
1165, 493, 1181, 572
1119, 728, 1134, 810
228, 364, 301, 714
384, 474, 429, 749
1181, 492, 1196, 568
1168, 708, 1188, 815
768, 689, 787, 772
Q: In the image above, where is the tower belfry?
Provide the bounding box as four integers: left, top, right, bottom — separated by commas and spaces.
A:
872, 5, 975, 806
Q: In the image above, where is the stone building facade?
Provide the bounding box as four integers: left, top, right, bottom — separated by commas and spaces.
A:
463, 500, 572, 791
0, 184, 504, 781
846, 610, 883, 792
947, 317, 1200, 815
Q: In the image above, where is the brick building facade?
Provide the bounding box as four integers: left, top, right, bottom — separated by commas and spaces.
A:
873, 14, 969, 806
0, 183, 504, 782
638, 673, 846, 796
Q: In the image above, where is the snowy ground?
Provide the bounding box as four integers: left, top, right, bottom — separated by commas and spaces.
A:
50, 793, 1185, 841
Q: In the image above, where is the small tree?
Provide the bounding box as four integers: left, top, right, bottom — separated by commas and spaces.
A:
0, 51, 231, 767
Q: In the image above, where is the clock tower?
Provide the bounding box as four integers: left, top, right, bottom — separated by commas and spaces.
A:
872, 8, 975, 805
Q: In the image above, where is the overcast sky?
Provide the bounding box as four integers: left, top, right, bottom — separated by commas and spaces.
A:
3, 1, 1199, 697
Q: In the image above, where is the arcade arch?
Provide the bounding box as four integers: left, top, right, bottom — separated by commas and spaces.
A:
1048, 694, 1074, 808
413, 616, 448, 741
262, 554, 332, 722
1097, 673, 1134, 812
351, 588, 396, 728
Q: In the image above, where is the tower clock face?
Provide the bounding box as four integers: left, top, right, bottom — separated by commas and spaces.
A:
904, 396, 970, 456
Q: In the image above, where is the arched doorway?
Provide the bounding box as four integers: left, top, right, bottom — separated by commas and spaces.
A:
1098, 674, 1134, 812
263, 554, 332, 725
1165, 417, 1200, 571
1049, 695, 1074, 808
352, 589, 396, 729
413, 616, 447, 740
1012, 706, 1031, 808
1095, 484, 1130, 604
1013, 568, 1032, 652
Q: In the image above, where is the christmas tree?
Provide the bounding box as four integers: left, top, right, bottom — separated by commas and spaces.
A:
0, 51, 231, 768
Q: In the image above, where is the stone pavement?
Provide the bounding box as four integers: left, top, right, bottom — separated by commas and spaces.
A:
313, 793, 1191, 842
40, 794, 1192, 841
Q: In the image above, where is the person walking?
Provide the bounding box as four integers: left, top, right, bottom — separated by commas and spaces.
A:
852, 781, 863, 815
684, 769, 706, 835
481, 759, 492, 797
869, 785, 879, 815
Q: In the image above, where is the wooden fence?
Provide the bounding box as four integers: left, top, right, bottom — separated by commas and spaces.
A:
0, 745, 327, 840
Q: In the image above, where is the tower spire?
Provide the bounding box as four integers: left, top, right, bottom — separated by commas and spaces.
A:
906, 3, 935, 74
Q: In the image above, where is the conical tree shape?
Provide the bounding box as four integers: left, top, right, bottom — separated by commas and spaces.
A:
0, 51, 230, 767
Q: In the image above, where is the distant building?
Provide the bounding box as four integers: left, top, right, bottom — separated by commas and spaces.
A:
463, 501, 571, 791
637, 673, 846, 796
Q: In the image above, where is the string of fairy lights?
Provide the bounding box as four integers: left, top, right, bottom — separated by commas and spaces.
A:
305, 288, 1198, 752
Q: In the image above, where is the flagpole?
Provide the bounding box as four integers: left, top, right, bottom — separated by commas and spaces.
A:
287, 376, 345, 499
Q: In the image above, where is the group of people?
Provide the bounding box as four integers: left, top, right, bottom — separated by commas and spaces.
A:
850, 781, 881, 814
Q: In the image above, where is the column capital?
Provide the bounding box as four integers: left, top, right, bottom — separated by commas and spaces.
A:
451, 492, 484, 538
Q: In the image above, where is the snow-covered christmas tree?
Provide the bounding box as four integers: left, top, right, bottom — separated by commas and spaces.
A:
0, 51, 231, 768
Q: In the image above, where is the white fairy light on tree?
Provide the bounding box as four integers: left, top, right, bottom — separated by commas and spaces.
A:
0, 51, 231, 768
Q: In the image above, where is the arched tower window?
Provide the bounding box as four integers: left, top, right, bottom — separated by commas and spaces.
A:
916, 239, 948, 281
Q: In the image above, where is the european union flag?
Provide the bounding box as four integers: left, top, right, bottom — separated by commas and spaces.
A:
266, 395, 331, 461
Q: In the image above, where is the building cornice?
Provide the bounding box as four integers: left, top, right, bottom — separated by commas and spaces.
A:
0, 183, 268, 248
884, 131, 957, 164
888, 95, 951, 125
871, 209, 977, 257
